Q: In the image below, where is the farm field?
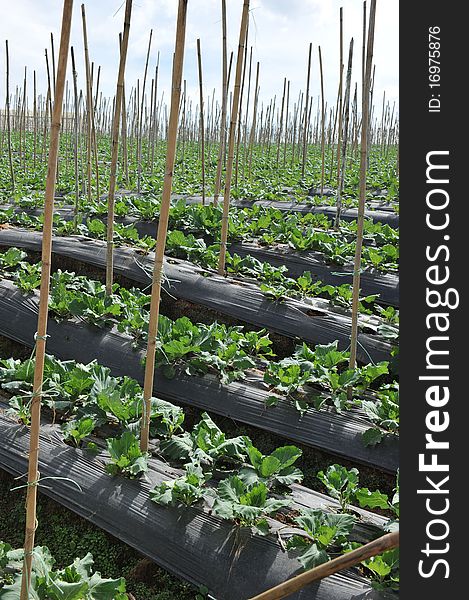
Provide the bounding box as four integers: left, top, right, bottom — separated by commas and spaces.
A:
0, 1, 399, 598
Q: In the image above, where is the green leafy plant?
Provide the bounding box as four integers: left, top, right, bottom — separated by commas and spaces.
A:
105, 432, 148, 478
62, 416, 96, 447
211, 476, 290, 535
238, 443, 303, 489
0, 544, 127, 599
160, 412, 248, 469
150, 463, 209, 507
286, 509, 356, 569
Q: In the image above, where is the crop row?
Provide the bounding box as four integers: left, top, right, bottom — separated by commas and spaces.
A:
0, 353, 399, 594
0, 246, 398, 443
0, 210, 400, 322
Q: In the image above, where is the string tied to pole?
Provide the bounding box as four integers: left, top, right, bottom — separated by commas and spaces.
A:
33, 332, 50, 342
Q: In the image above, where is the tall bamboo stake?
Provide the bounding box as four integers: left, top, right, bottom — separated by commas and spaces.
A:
150, 55, 159, 172
196, 38, 206, 204
217, 0, 250, 275
180, 80, 186, 173
33, 70, 37, 167
19, 2, 73, 598
336, 7, 344, 187
249, 530, 399, 600
241, 45, 252, 179
119, 34, 129, 185
214, 0, 228, 206
301, 42, 312, 179
335, 37, 354, 227
276, 77, 286, 167
137, 29, 152, 193
140, 0, 188, 453
81, 3, 93, 204
5, 40, 14, 190
362, 1, 366, 101
19, 67, 26, 163
50, 32, 56, 99
318, 46, 325, 195
348, 0, 377, 380
70, 46, 80, 230
234, 29, 249, 188
282, 79, 290, 167
106, 0, 132, 295
247, 61, 259, 178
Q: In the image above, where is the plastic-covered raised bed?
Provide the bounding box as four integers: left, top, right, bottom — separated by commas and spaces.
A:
0, 228, 394, 365
228, 241, 399, 307
0, 408, 397, 600
0, 202, 398, 306
0, 279, 398, 472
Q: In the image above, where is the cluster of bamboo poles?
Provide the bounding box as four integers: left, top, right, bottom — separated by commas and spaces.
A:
1, 2, 399, 207
6, 0, 397, 597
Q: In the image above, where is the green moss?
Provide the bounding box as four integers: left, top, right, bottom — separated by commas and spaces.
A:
0, 470, 199, 599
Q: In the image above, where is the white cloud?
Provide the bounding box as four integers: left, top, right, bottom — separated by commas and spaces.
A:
0, 0, 398, 119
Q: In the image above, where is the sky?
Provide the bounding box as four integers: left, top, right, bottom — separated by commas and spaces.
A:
0, 0, 398, 119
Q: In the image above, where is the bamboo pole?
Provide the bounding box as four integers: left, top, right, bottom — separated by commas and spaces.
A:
19, 67, 26, 164
150, 55, 159, 172
362, 1, 366, 101
335, 37, 354, 227
234, 31, 249, 188
106, 0, 132, 295
241, 45, 252, 179
318, 46, 325, 195
81, 3, 93, 204
181, 80, 187, 172
70, 46, 80, 231
276, 77, 286, 167
50, 32, 56, 99
140, 0, 188, 453
301, 42, 312, 179
137, 29, 153, 193
283, 79, 290, 167
249, 530, 399, 600
119, 34, 129, 185
196, 38, 206, 204
348, 0, 377, 380
19, 2, 73, 597
247, 61, 259, 179
33, 70, 37, 167
5, 40, 15, 190
336, 7, 344, 188
217, 0, 250, 275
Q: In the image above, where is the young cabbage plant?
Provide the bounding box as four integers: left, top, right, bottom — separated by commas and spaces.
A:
211, 476, 290, 536
238, 443, 303, 489
105, 431, 149, 478
150, 463, 209, 507
286, 508, 356, 569
0, 543, 127, 599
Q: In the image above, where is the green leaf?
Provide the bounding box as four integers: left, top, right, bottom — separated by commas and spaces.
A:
265, 395, 279, 407
217, 476, 246, 503
298, 543, 330, 570
270, 446, 302, 471
87, 572, 126, 599
338, 369, 360, 388
259, 456, 282, 478
356, 488, 390, 510
247, 445, 264, 471
362, 427, 384, 447
363, 554, 392, 578
253, 519, 270, 536
160, 433, 194, 462
47, 580, 88, 600
242, 483, 268, 507
275, 466, 303, 486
